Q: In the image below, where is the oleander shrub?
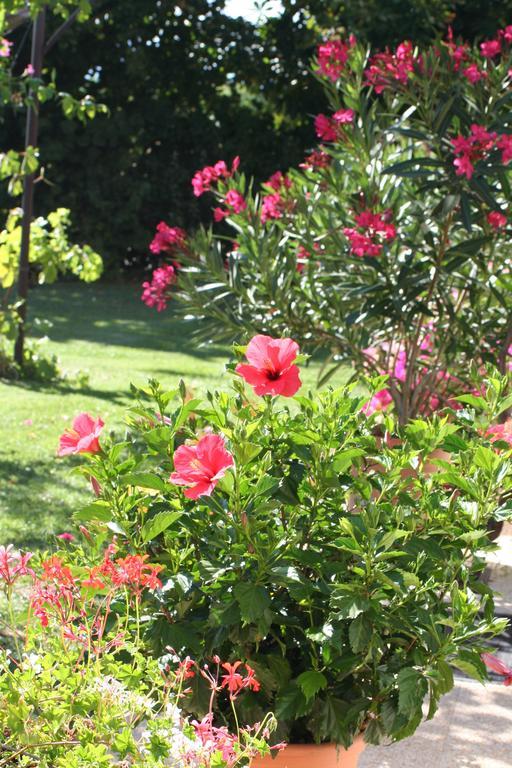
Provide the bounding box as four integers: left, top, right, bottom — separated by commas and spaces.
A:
142, 26, 512, 423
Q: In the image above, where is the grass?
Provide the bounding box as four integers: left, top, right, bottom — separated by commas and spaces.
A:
0, 282, 347, 549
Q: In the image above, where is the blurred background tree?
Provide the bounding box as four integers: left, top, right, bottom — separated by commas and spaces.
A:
3, 0, 512, 272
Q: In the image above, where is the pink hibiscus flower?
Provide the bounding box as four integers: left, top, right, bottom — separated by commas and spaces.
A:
482, 653, 512, 685
170, 434, 234, 499
486, 420, 512, 446
236, 335, 302, 397
58, 413, 104, 456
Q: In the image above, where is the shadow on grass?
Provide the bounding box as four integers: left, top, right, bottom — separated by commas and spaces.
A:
0, 454, 86, 549
29, 282, 230, 356
2, 376, 129, 405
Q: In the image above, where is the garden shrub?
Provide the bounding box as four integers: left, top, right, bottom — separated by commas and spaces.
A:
0, 542, 277, 767
67, 337, 512, 746
143, 26, 512, 423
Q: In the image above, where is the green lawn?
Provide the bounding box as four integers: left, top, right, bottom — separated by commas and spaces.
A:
0, 282, 346, 549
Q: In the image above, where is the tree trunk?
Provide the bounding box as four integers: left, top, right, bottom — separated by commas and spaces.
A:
13, 7, 46, 367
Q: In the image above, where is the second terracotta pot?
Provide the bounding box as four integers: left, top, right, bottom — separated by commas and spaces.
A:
251, 737, 366, 768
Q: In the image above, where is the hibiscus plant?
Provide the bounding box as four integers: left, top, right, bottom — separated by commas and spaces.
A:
68, 336, 512, 747
142, 26, 512, 424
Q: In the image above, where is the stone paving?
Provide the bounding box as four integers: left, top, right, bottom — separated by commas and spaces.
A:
360, 525, 512, 768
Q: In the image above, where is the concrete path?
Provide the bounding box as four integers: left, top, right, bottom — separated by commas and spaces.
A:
360, 679, 512, 768
360, 525, 512, 768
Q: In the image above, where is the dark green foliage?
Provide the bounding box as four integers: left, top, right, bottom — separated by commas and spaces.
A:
4, 0, 512, 270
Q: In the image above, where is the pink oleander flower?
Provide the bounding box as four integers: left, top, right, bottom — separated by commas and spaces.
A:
261, 192, 284, 223
497, 134, 512, 165
314, 114, 338, 142
362, 388, 393, 416
452, 124, 497, 179
487, 211, 507, 230
486, 420, 512, 447
58, 413, 104, 456
463, 64, 488, 84
225, 189, 247, 214
150, 222, 187, 254
192, 157, 240, 196
344, 208, 396, 257
444, 28, 469, 71
364, 41, 418, 93
333, 108, 355, 124
482, 653, 512, 685
0, 38, 12, 58
141, 264, 177, 311
299, 149, 331, 170
316, 36, 356, 81
170, 434, 234, 499
480, 38, 502, 58
23, 63, 35, 76
236, 335, 301, 397
265, 171, 292, 191
0, 545, 34, 586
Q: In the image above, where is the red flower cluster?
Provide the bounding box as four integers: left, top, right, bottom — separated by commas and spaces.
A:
364, 41, 418, 93
214, 189, 247, 222
260, 192, 285, 223
316, 36, 356, 81
480, 27, 512, 59
296, 245, 310, 273
299, 149, 331, 170
170, 433, 234, 499
220, 661, 260, 695
0, 545, 34, 587
236, 334, 301, 397
265, 171, 292, 192
141, 264, 177, 311
344, 208, 397, 257
192, 157, 240, 197
150, 222, 187, 254
487, 211, 507, 230
314, 110, 354, 142
83, 547, 163, 594
58, 413, 104, 457
452, 125, 512, 179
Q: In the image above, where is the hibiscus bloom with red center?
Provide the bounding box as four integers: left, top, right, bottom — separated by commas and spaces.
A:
58, 413, 104, 456
170, 433, 234, 499
236, 335, 302, 397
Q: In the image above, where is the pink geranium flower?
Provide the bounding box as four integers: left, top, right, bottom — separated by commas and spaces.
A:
58, 413, 104, 456
0, 545, 34, 586
170, 434, 234, 499
236, 335, 302, 397
482, 653, 512, 685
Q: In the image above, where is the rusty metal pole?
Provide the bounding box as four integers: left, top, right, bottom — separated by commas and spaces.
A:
13, 7, 46, 367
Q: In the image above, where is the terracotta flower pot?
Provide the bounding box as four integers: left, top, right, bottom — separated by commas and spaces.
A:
251, 737, 366, 768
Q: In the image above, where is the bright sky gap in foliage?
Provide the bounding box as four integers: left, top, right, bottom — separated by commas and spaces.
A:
223, 0, 284, 23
